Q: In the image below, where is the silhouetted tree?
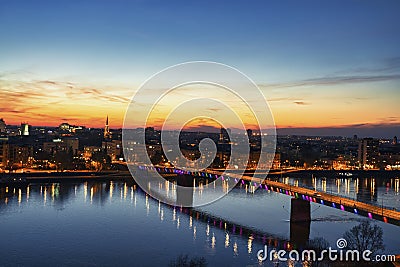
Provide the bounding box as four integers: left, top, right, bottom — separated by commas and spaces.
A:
307, 237, 330, 267
150, 150, 165, 165
343, 220, 384, 255
91, 150, 111, 171
168, 254, 207, 267
54, 147, 73, 170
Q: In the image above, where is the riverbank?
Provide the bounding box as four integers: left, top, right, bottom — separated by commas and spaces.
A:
1, 169, 399, 185
0, 170, 133, 184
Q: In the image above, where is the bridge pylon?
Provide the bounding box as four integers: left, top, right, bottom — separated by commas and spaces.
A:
290, 198, 311, 248
176, 174, 194, 207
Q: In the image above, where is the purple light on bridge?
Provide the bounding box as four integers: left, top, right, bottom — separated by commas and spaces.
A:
254, 182, 257, 187
354, 208, 358, 214
265, 185, 269, 190
241, 180, 244, 185
235, 178, 238, 183
332, 203, 336, 208
340, 205, 345, 211
368, 212, 373, 219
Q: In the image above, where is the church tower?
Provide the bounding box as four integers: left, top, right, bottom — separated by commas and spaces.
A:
104, 115, 111, 139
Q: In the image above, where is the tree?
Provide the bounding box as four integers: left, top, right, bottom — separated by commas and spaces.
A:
343, 220, 384, 255
168, 254, 207, 267
307, 237, 330, 267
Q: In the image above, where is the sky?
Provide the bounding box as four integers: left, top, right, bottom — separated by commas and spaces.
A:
0, 0, 399, 137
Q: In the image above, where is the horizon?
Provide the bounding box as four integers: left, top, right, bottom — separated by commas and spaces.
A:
2, 119, 398, 139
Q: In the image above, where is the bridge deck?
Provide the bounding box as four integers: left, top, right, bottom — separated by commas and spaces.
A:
207, 170, 400, 226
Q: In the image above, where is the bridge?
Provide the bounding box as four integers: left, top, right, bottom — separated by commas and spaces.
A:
136, 166, 400, 227
134, 165, 400, 249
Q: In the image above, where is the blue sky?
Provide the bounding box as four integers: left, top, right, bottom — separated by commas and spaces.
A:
2, 0, 399, 80
0, 0, 399, 137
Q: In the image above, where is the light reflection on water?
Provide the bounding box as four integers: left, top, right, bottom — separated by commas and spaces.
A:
0, 177, 398, 266
276, 176, 400, 210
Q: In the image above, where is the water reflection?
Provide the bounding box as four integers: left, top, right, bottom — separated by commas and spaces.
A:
277, 176, 399, 210
0, 179, 398, 266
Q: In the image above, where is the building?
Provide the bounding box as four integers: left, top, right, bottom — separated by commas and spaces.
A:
83, 146, 102, 160
0, 118, 6, 133
104, 116, 111, 139
358, 138, 379, 169
59, 123, 71, 132
272, 153, 281, 169
7, 144, 33, 168
332, 156, 351, 170
43, 138, 79, 155
63, 138, 79, 155
102, 140, 122, 161
59, 122, 85, 133
0, 137, 8, 167
246, 129, 253, 138
20, 123, 30, 136
393, 136, 398, 145
219, 128, 231, 144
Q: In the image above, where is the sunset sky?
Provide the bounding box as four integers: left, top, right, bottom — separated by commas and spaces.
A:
1, 0, 399, 137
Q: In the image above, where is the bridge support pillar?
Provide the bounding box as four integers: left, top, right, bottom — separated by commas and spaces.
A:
290, 198, 311, 222
290, 198, 311, 248
176, 174, 194, 207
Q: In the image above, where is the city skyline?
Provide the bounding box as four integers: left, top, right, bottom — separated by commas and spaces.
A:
0, 116, 399, 139
1, 0, 400, 137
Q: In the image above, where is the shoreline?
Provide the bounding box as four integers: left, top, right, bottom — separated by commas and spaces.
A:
1, 169, 399, 185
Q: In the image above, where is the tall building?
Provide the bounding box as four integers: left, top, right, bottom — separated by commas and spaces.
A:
0, 138, 8, 167
219, 128, 230, 144
358, 138, 379, 169
0, 118, 6, 133
104, 116, 111, 139
20, 123, 30, 136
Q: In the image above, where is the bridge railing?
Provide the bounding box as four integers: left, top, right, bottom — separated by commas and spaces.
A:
266, 177, 399, 212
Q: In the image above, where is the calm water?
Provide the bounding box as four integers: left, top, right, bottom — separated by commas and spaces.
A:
0, 176, 399, 267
